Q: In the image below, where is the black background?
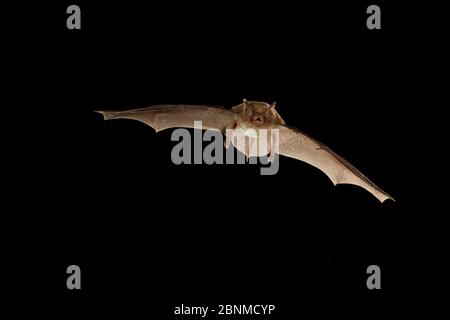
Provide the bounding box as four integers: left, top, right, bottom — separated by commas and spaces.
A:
6, 0, 446, 318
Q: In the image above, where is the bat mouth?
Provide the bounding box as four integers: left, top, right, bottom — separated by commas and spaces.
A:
252, 116, 264, 125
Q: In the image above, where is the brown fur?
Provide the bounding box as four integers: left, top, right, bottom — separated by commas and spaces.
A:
231, 100, 286, 129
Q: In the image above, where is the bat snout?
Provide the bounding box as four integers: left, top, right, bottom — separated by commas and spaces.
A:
252, 115, 265, 125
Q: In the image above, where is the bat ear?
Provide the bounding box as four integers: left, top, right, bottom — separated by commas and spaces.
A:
270, 101, 277, 111
243, 98, 250, 111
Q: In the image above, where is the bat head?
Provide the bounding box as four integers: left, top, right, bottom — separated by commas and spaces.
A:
234, 99, 285, 127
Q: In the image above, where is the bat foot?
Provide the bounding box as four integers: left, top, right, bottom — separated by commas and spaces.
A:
267, 145, 276, 162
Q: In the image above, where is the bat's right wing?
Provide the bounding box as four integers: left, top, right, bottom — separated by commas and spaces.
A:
275, 125, 394, 203
96, 105, 237, 132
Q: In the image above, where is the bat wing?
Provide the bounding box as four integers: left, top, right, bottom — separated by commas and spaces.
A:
275, 125, 394, 203
96, 105, 236, 132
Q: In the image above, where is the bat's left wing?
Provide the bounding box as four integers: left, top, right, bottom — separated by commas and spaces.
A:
96, 105, 236, 132
275, 125, 394, 203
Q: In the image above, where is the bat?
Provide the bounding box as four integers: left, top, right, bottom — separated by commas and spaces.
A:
96, 100, 394, 203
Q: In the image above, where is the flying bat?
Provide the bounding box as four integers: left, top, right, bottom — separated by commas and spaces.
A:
97, 100, 394, 203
